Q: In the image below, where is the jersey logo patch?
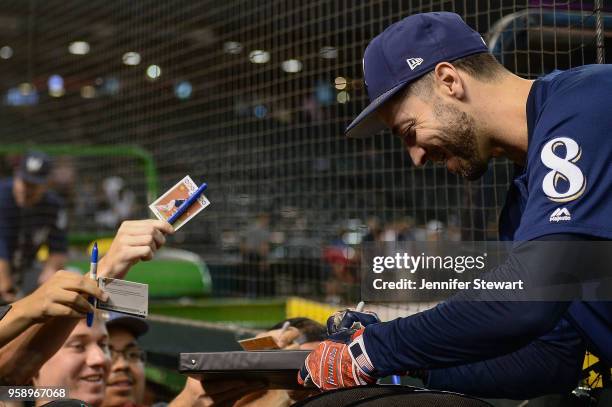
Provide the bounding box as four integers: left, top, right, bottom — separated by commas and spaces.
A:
549, 207, 571, 223
406, 58, 423, 70
541, 137, 586, 203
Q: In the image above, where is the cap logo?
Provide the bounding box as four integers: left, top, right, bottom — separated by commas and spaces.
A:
26, 157, 43, 173
406, 57, 423, 70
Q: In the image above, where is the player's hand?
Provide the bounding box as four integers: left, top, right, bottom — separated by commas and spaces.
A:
298, 328, 377, 390
11, 270, 109, 323
98, 219, 174, 280
327, 306, 380, 342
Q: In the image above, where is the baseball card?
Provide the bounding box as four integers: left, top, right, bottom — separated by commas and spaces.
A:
149, 175, 210, 230
96, 277, 148, 318
238, 336, 281, 351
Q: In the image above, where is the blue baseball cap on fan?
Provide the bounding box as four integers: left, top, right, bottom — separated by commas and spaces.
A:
17, 151, 52, 184
345, 12, 488, 138
105, 311, 149, 338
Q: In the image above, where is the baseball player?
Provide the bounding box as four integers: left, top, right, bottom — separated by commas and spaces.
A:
0, 151, 68, 302
299, 12, 611, 398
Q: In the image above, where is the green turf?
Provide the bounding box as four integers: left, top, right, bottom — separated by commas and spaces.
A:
145, 365, 186, 393
149, 298, 286, 328
68, 259, 211, 298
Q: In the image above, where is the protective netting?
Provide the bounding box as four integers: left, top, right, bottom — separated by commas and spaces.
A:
0, 1, 608, 319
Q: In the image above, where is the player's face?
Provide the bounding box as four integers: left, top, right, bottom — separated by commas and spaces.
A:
13, 177, 47, 207
104, 327, 146, 407
378, 92, 489, 181
34, 319, 110, 407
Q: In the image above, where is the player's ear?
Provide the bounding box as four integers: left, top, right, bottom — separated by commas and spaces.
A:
433, 62, 465, 100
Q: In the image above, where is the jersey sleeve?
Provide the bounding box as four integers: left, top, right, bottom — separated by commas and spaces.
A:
425, 317, 584, 399
514, 70, 612, 241
361, 234, 597, 375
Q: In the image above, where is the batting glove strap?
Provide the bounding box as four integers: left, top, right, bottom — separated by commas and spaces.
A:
348, 332, 377, 379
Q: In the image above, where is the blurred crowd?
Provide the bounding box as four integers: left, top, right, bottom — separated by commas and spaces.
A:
0, 152, 463, 405
236, 211, 463, 304
0, 151, 478, 306
1, 153, 139, 233
2, 275, 327, 406
0, 152, 332, 406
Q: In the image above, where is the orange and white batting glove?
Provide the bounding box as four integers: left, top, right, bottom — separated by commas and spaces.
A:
297, 328, 378, 390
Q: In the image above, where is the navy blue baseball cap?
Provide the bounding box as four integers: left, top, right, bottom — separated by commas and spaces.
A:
345, 12, 488, 138
105, 311, 149, 338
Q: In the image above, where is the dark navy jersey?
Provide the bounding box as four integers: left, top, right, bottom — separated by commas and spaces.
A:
500, 65, 612, 364
500, 65, 612, 241
363, 65, 612, 385
0, 178, 68, 274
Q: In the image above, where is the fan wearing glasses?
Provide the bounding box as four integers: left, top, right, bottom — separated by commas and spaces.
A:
102, 312, 148, 407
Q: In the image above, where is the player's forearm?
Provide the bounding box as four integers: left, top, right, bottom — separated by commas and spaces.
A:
426, 356, 580, 399
426, 318, 584, 398
0, 316, 79, 384
363, 300, 568, 375
362, 235, 590, 375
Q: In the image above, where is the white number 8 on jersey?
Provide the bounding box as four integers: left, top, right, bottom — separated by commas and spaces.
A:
541, 137, 586, 203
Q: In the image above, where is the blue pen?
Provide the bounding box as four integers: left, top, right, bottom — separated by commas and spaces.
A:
167, 182, 208, 225
86, 242, 98, 327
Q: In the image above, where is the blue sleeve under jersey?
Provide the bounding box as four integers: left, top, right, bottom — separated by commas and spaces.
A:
362, 234, 592, 376
425, 317, 585, 399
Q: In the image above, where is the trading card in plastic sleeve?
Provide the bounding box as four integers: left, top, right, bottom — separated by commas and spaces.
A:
238, 336, 281, 351
97, 277, 148, 318
149, 175, 210, 230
